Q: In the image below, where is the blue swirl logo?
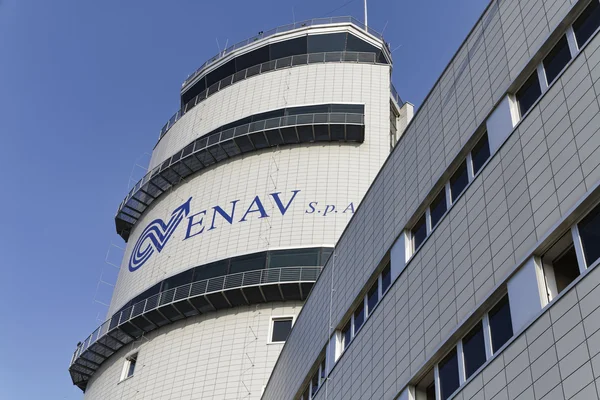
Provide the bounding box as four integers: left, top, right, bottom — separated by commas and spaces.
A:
129, 197, 192, 272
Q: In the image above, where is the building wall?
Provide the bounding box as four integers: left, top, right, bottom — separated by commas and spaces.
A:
109, 62, 392, 315
262, 0, 600, 399
84, 301, 303, 400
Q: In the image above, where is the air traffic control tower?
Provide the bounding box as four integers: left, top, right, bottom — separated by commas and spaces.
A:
69, 17, 412, 399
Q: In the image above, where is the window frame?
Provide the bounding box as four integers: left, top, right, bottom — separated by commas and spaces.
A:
268, 316, 295, 344
119, 352, 139, 382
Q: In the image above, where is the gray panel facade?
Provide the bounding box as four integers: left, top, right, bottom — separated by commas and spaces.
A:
262, 0, 600, 399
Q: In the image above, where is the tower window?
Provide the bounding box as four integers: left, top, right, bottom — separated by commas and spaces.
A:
271, 317, 293, 343
120, 353, 138, 381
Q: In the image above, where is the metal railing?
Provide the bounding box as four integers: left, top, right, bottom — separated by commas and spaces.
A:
159, 51, 382, 141
71, 266, 321, 366
182, 16, 386, 89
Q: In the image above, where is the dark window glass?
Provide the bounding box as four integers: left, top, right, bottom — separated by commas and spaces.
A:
193, 260, 229, 281
235, 45, 270, 71
354, 302, 365, 333
367, 281, 379, 315
271, 318, 293, 342
463, 322, 487, 379
270, 36, 308, 59
126, 355, 137, 378
438, 348, 460, 400
346, 33, 380, 54
579, 204, 600, 266
319, 359, 326, 383
489, 295, 513, 353
450, 161, 469, 202
430, 189, 448, 228
381, 263, 391, 293
229, 252, 267, 274
426, 384, 436, 400
412, 214, 427, 251
342, 320, 352, 349
311, 372, 319, 396
573, 0, 600, 48
307, 33, 347, 53
330, 104, 364, 113
553, 245, 581, 293
269, 248, 320, 268
543, 36, 572, 84
162, 269, 194, 291
516, 73, 542, 117
321, 248, 334, 265
471, 134, 490, 176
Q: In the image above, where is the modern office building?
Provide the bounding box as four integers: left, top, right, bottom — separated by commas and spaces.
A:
68, 17, 413, 399
261, 0, 600, 399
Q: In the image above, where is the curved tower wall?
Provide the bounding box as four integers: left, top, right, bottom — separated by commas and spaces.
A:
73, 21, 406, 400
109, 61, 392, 315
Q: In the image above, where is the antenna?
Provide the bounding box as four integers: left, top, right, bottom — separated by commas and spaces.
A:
364, 0, 368, 29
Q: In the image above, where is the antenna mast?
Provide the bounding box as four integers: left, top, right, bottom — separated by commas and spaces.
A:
364, 0, 368, 29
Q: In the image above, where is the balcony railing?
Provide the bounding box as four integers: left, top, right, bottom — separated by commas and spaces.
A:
69, 266, 321, 390
181, 16, 386, 90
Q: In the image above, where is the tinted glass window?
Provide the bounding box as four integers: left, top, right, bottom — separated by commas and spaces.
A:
162, 269, 194, 291
330, 104, 364, 113
346, 33, 379, 54
579, 204, 600, 266
412, 214, 427, 251
381, 263, 391, 293
450, 161, 469, 202
307, 33, 347, 53
516, 73, 542, 117
573, 0, 600, 48
271, 318, 293, 342
489, 295, 513, 353
311, 373, 319, 396
430, 189, 448, 228
235, 45, 270, 71
354, 302, 365, 333
321, 248, 334, 265
229, 252, 267, 274
269, 248, 320, 268
463, 322, 487, 379
367, 281, 379, 315
438, 348, 460, 400
193, 260, 229, 281
126, 356, 137, 378
342, 320, 352, 349
472, 134, 490, 176
270, 36, 308, 59
543, 36, 572, 84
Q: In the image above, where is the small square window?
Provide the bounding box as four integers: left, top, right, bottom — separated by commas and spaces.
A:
516, 73, 542, 117
412, 214, 427, 252
271, 317, 293, 343
543, 35, 572, 85
381, 262, 391, 294
488, 295, 513, 353
573, 0, 600, 48
471, 134, 490, 176
450, 161, 469, 203
430, 189, 447, 229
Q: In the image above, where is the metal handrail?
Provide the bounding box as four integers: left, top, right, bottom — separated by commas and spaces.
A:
159, 51, 382, 141
182, 16, 386, 89
71, 266, 321, 366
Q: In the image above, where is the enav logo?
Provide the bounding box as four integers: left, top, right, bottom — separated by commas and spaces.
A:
128, 197, 192, 272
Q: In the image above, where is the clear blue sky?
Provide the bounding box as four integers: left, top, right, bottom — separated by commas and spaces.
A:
0, 0, 487, 398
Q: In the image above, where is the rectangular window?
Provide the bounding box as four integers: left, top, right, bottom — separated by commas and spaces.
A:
438, 349, 460, 400
488, 295, 513, 353
462, 322, 486, 379
543, 35, 572, 85
367, 281, 379, 316
415, 369, 435, 400
542, 233, 580, 300
319, 359, 326, 385
573, 0, 600, 48
310, 373, 319, 397
271, 317, 293, 343
471, 134, 490, 176
450, 161, 469, 203
381, 262, 391, 294
578, 204, 600, 267
342, 320, 352, 350
354, 303, 365, 333
430, 189, 448, 229
516, 72, 542, 117
120, 353, 138, 381
412, 214, 427, 251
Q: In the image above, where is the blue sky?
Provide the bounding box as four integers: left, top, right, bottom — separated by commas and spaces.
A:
0, 0, 487, 398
